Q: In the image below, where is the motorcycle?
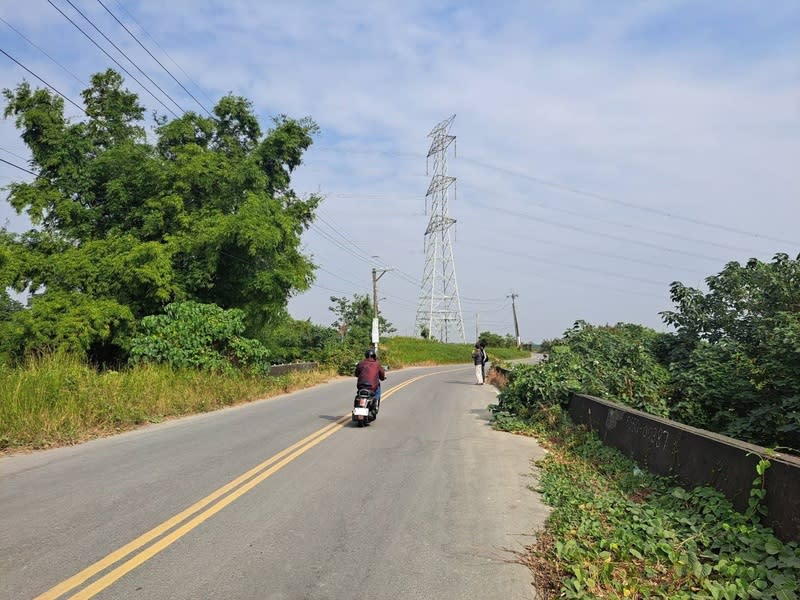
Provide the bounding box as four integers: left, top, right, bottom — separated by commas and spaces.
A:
352, 387, 379, 427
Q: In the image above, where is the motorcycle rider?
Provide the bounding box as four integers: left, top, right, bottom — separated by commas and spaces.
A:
355, 348, 386, 415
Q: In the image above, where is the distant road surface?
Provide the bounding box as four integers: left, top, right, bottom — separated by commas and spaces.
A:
1, 364, 548, 600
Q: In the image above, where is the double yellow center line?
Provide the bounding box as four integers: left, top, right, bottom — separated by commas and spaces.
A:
36, 373, 430, 599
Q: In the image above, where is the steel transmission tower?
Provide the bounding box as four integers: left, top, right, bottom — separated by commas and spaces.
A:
415, 115, 466, 343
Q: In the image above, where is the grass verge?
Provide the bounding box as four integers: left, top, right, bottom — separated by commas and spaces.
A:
381, 336, 529, 367
492, 407, 800, 599
0, 353, 337, 453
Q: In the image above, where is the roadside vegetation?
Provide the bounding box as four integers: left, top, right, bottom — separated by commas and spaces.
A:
493, 406, 800, 599
0, 353, 336, 451
492, 254, 800, 596
502, 253, 800, 452
0, 333, 527, 452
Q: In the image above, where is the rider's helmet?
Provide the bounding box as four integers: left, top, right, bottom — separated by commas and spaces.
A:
365, 348, 377, 359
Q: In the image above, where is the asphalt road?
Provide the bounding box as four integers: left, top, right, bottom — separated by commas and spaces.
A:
1, 364, 549, 600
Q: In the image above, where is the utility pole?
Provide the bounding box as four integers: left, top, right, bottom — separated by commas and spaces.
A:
372, 266, 391, 353
475, 312, 479, 342
508, 292, 521, 348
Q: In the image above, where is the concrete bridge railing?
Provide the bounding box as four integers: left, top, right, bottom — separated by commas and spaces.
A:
567, 393, 800, 542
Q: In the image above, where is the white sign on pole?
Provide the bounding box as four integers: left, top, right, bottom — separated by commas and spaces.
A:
371, 318, 380, 344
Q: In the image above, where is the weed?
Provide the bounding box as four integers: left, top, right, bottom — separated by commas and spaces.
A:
495, 407, 800, 599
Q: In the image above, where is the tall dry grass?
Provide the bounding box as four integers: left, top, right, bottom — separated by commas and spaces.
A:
0, 353, 336, 451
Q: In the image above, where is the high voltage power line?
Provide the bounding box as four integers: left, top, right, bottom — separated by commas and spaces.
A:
311, 208, 513, 311
314, 207, 421, 286
308, 217, 667, 306
0, 146, 29, 162
0, 16, 86, 86
458, 180, 760, 255
467, 198, 727, 263
110, 0, 216, 107
461, 295, 509, 304
315, 265, 365, 289
480, 228, 708, 275
310, 196, 671, 305
472, 241, 667, 286
311, 145, 793, 247
5, 3, 215, 120
310, 212, 422, 308
46, 0, 181, 119
308, 187, 723, 274
0, 157, 36, 176
59, 0, 186, 115
313, 209, 421, 288
308, 185, 771, 261
458, 155, 796, 247
311, 188, 715, 276
96, 0, 211, 116
312, 225, 418, 310
309, 282, 350, 295
487, 260, 665, 300
0, 48, 86, 115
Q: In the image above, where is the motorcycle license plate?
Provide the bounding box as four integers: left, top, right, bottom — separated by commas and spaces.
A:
353, 407, 370, 417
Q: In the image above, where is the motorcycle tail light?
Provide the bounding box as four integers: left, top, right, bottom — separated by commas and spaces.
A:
359, 398, 367, 407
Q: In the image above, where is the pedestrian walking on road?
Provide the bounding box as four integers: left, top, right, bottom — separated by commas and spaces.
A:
479, 340, 488, 382
472, 343, 484, 385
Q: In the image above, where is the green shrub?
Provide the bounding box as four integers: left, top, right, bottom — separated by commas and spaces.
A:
498, 321, 670, 419
318, 343, 362, 376
498, 345, 582, 417
129, 301, 269, 373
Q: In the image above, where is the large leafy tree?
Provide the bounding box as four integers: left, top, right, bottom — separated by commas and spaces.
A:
660, 253, 800, 448
0, 69, 320, 361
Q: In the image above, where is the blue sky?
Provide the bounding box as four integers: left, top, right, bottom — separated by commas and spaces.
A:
2, 1, 799, 342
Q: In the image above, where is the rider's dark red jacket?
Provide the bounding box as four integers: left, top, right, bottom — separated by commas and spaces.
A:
355, 358, 386, 392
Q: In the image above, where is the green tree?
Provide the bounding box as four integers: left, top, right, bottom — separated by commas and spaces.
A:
1, 70, 320, 362
479, 330, 526, 349
257, 315, 339, 364
329, 293, 395, 345
325, 294, 396, 374
660, 253, 800, 448
478, 331, 507, 348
